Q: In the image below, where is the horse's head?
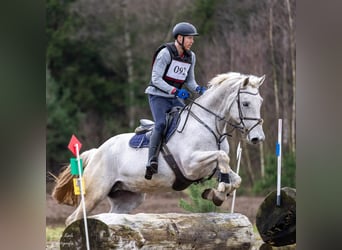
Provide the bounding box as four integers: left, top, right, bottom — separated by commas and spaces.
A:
229, 74, 265, 144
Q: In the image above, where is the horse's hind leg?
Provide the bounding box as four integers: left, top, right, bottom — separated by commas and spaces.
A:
65, 189, 110, 226
65, 176, 114, 226
107, 191, 145, 213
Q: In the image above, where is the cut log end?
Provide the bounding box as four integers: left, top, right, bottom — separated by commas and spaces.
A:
60, 213, 255, 249
256, 187, 296, 247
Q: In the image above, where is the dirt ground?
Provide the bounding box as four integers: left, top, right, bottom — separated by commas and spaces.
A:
46, 183, 264, 226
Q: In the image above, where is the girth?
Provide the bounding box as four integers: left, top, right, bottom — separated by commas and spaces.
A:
161, 144, 203, 191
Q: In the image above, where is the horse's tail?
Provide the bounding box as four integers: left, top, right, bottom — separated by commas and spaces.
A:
51, 148, 97, 206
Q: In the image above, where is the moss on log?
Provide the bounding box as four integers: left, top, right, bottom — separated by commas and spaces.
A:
60, 213, 255, 249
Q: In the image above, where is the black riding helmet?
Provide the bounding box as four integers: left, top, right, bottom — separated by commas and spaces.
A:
172, 22, 199, 51
172, 22, 199, 38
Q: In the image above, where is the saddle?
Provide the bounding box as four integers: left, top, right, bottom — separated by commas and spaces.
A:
129, 106, 181, 148
129, 106, 204, 191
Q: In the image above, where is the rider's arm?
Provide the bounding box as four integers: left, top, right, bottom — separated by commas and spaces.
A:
150, 48, 177, 94
183, 52, 200, 92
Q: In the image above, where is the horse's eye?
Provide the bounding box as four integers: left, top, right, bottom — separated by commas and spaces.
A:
242, 102, 249, 107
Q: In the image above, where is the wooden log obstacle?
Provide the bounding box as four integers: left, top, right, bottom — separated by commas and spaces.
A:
60, 212, 255, 249
256, 187, 296, 247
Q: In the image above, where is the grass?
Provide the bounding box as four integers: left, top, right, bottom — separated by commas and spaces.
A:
46, 226, 64, 242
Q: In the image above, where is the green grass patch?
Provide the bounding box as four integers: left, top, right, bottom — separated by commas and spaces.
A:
46, 226, 64, 242
179, 179, 220, 212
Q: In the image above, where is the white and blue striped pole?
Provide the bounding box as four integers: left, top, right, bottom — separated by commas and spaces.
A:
276, 119, 282, 206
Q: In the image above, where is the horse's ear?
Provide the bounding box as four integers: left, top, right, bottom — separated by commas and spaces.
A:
258, 75, 266, 86
242, 77, 249, 88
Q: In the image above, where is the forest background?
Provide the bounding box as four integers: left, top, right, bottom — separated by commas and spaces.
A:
46, 0, 296, 195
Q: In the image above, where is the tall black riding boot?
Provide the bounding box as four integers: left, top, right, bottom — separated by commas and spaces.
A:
145, 130, 163, 180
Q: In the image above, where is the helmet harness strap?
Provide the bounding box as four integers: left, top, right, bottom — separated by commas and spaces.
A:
176, 35, 186, 52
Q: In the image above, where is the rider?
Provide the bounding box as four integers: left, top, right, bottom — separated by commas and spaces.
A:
144, 22, 207, 180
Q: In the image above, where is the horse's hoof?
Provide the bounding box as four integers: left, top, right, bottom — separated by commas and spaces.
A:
212, 194, 224, 206
201, 188, 214, 200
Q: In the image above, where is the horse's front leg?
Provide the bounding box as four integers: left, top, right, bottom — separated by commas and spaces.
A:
188, 150, 241, 206
216, 150, 241, 191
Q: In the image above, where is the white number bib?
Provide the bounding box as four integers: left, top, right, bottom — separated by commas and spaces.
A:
165, 60, 191, 81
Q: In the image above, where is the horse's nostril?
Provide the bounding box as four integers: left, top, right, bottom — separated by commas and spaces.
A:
251, 138, 259, 144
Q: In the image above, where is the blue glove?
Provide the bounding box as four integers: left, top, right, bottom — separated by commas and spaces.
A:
175, 89, 190, 99
196, 86, 207, 95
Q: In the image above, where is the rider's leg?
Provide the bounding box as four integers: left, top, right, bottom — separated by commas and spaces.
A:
145, 128, 163, 179
145, 95, 168, 180
144, 95, 184, 180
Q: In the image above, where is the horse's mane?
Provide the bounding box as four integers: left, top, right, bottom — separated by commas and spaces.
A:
208, 72, 243, 89
208, 72, 260, 89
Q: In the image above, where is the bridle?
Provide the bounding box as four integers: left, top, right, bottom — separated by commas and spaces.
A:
177, 87, 263, 149
234, 88, 264, 135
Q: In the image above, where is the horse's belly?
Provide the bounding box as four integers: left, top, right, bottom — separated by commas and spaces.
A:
121, 175, 176, 193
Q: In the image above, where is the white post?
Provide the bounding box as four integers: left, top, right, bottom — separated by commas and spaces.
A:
231, 142, 242, 213
75, 143, 90, 250
276, 119, 282, 206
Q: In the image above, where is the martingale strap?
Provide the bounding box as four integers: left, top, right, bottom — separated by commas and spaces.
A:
161, 144, 203, 191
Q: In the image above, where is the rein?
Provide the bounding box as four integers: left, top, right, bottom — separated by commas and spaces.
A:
169, 86, 263, 185
178, 87, 263, 144
178, 102, 231, 150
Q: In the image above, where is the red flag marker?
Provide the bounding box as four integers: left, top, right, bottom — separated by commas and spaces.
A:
68, 134, 82, 156
67, 134, 90, 249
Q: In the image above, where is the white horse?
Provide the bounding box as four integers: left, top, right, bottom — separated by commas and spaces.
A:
52, 72, 266, 226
